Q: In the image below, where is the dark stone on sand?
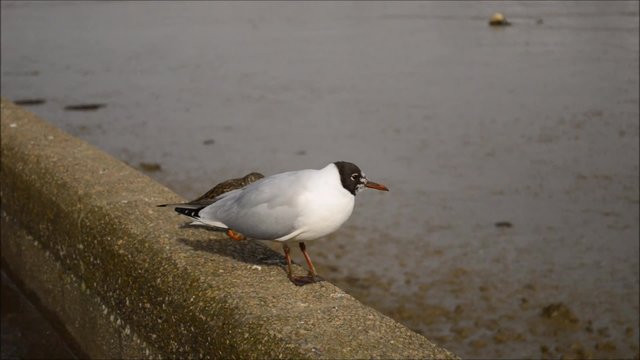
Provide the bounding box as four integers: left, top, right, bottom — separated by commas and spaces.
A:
138, 162, 162, 172
540, 302, 579, 324
64, 103, 106, 111
495, 221, 513, 228
14, 98, 46, 106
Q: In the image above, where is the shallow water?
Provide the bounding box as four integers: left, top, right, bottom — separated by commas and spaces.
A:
2, 1, 638, 358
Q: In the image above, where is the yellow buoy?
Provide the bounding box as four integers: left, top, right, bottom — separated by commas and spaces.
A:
489, 12, 511, 26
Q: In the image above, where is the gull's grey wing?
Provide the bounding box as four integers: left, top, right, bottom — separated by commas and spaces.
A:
198, 170, 314, 240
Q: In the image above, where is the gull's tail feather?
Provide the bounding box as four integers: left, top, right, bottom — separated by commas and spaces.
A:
175, 206, 228, 229
159, 195, 224, 208
157, 201, 213, 208
174, 206, 206, 219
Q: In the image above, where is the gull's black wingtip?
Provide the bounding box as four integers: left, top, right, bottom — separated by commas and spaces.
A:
175, 206, 204, 218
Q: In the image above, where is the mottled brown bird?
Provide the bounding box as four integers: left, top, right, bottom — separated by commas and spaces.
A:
191, 172, 265, 204
158, 172, 264, 241
159, 172, 264, 207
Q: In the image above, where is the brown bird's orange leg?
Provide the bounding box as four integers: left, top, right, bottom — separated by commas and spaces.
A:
226, 229, 245, 241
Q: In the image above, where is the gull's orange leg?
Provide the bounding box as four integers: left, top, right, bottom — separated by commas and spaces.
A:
281, 242, 321, 286
299, 242, 317, 277
226, 229, 246, 241
283, 243, 294, 278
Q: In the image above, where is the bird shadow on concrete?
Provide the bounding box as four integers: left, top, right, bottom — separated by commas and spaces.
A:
176, 223, 288, 272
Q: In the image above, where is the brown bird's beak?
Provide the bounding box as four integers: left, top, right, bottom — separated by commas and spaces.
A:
364, 180, 389, 191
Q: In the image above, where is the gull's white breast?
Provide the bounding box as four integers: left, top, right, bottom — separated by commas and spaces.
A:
291, 166, 355, 241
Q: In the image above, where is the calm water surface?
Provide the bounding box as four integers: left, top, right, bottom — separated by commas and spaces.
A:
2, 2, 638, 358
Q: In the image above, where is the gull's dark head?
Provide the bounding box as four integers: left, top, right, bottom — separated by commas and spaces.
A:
333, 161, 389, 196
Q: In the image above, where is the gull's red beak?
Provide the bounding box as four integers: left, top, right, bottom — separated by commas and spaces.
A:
365, 180, 389, 191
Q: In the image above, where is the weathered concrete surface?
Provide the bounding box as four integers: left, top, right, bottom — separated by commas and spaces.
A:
0, 98, 457, 359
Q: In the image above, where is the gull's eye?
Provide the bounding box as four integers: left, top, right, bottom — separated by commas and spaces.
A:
350, 173, 360, 181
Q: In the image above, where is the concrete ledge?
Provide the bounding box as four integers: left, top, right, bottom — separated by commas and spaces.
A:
0, 99, 457, 359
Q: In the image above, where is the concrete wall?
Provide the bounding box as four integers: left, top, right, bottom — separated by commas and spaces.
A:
0, 99, 457, 359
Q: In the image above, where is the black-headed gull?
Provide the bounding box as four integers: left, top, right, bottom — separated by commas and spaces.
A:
160, 161, 388, 285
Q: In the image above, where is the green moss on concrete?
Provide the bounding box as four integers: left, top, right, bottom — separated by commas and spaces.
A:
1, 99, 457, 359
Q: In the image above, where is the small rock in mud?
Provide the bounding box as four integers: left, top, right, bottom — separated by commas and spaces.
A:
138, 162, 162, 173
453, 304, 465, 315
524, 282, 537, 291
625, 326, 634, 337
202, 139, 215, 146
451, 325, 471, 339
493, 328, 525, 343
64, 103, 106, 111
540, 344, 550, 355
564, 342, 592, 359
14, 98, 46, 106
475, 318, 500, 331
594, 341, 616, 352
296, 150, 307, 156
540, 302, 579, 324
495, 221, 513, 228
585, 320, 594, 333
596, 326, 610, 337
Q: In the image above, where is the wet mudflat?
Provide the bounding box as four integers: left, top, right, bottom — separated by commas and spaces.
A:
2, 1, 638, 358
